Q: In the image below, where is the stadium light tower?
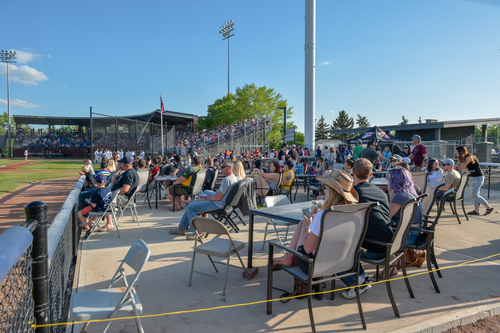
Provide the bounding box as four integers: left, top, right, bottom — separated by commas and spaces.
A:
219, 20, 234, 95
0, 50, 17, 158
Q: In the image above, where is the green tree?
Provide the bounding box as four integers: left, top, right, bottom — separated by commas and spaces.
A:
356, 114, 370, 128
400, 116, 409, 125
315, 115, 329, 141
197, 83, 293, 150
329, 110, 354, 140
0, 112, 15, 135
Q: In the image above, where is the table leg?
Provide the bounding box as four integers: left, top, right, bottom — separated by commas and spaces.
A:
156, 181, 158, 209
488, 166, 491, 199
244, 212, 259, 279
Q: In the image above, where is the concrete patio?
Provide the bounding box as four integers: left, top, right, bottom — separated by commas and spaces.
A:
72, 186, 500, 333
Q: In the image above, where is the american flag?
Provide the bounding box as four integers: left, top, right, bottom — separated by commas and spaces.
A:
160, 95, 165, 114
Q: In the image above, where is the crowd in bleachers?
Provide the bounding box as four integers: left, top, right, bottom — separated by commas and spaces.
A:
18, 117, 268, 152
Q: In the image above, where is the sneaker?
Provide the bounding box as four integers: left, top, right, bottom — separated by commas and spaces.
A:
341, 278, 372, 300
82, 230, 92, 240
169, 228, 185, 235
186, 232, 204, 240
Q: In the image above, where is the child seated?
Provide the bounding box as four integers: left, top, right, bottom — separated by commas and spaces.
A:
77, 174, 114, 239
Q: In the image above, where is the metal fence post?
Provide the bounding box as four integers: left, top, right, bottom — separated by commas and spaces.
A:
25, 201, 50, 333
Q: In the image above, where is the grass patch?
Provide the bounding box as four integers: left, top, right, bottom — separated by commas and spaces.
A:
17, 159, 99, 172
0, 173, 78, 196
0, 158, 27, 165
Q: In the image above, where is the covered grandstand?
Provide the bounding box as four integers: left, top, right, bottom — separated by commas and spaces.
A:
11, 109, 198, 158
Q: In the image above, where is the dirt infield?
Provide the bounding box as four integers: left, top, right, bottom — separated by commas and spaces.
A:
0, 160, 78, 233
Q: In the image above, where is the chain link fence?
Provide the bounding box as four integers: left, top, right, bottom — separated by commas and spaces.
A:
0, 176, 85, 333
0, 242, 34, 333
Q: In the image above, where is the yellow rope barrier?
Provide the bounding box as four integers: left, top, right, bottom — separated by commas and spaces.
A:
31, 252, 500, 328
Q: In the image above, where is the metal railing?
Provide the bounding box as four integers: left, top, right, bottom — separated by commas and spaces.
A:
0, 175, 85, 333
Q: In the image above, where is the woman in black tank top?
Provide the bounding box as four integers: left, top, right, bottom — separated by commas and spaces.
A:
455, 146, 493, 215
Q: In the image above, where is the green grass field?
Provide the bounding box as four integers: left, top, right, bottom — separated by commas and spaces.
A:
0, 172, 78, 196
0, 159, 97, 195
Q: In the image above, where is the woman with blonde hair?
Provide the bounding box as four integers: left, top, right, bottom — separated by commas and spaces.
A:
233, 160, 246, 180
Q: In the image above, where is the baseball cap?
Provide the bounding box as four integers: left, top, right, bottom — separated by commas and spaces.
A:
412, 134, 421, 141
402, 157, 411, 164
292, 144, 296, 147
100, 162, 108, 169
118, 156, 133, 164
317, 156, 325, 162
390, 155, 402, 162
441, 158, 455, 166
95, 174, 108, 184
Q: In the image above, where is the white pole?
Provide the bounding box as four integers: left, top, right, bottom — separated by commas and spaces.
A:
7, 62, 11, 157
304, 0, 316, 155
160, 93, 164, 156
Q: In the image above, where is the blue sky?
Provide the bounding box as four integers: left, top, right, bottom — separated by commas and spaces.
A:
1, 0, 499, 132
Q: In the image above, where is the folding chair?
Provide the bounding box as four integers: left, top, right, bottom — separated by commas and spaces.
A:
421, 180, 445, 218
86, 191, 120, 240
70, 239, 151, 333
408, 189, 455, 293
361, 193, 427, 318
118, 187, 140, 226
171, 169, 207, 212
279, 172, 295, 203
205, 179, 248, 232
411, 172, 429, 194
261, 195, 293, 250
189, 217, 250, 296
267, 203, 378, 332
136, 169, 151, 208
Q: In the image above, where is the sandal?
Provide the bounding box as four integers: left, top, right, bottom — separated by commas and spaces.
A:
467, 210, 479, 215
484, 207, 494, 216
273, 253, 294, 267
97, 226, 115, 232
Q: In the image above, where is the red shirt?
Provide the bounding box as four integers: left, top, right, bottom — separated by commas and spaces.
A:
412, 144, 427, 166
149, 165, 160, 183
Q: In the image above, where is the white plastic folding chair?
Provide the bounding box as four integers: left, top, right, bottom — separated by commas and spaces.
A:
189, 217, 250, 296
86, 191, 120, 240
70, 239, 151, 333
261, 195, 293, 250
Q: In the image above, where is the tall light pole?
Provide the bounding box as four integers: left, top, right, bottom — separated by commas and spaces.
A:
219, 20, 234, 95
0, 50, 16, 158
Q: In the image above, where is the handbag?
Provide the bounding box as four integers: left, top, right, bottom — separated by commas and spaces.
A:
405, 248, 426, 268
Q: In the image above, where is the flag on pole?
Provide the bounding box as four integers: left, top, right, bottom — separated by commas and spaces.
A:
160, 94, 165, 114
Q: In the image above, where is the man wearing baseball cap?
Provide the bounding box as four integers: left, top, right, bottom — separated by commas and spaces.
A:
409, 134, 428, 171
436, 158, 461, 201
108, 156, 139, 223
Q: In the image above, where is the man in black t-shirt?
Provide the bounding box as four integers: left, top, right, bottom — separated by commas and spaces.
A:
111, 156, 139, 208
339, 158, 394, 300
277, 143, 288, 162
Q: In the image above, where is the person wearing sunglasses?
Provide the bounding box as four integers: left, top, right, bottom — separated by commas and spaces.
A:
435, 158, 460, 201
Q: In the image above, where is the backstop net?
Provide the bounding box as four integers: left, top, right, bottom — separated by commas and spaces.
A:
91, 113, 167, 155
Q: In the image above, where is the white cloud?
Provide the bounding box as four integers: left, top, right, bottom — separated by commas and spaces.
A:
320, 61, 332, 66
15, 50, 43, 64
0, 98, 41, 109
0, 63, 49, 85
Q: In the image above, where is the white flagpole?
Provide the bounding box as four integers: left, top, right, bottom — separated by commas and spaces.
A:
160, 93, 164, 156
